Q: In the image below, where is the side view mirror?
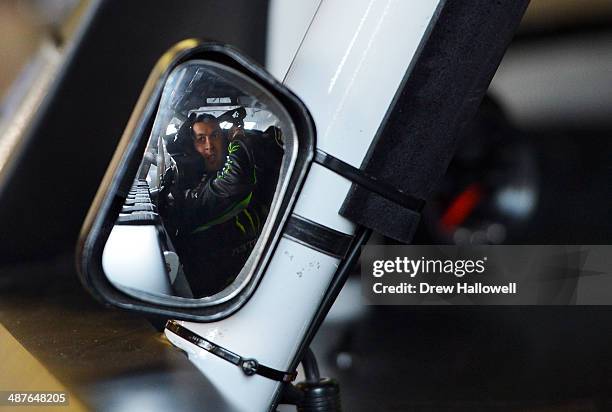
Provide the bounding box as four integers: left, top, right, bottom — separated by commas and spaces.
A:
73, 2, 528, 408
77, 40, 319, 321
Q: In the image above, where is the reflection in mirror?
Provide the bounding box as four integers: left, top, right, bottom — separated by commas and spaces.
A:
102, 60, 294, 301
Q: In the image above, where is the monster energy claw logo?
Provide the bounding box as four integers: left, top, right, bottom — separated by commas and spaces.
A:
228, 141, 240, 154
217, 142, 241, 179
219, 158, 233, 178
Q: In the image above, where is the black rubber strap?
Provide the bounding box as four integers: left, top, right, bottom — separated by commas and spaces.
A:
284, 214, 353, 258
165, 320, 297, 382
314, 150, 425, 213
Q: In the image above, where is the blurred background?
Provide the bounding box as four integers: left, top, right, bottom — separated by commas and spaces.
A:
0, 0, 80, 94
0, 0, 611, 411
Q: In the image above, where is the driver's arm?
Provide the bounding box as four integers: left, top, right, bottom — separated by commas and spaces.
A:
182, 141, 255, 232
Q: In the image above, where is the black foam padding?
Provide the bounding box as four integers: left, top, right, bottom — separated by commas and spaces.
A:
340, 0, 529, 242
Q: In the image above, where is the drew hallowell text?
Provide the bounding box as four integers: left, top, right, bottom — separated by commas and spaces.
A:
373, 282, 517, 295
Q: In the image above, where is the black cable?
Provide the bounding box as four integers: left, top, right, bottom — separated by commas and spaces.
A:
301, 348, 321, 383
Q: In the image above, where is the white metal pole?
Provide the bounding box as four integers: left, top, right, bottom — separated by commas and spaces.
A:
166, 1, 441, 410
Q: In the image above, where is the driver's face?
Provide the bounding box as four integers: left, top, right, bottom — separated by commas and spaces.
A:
192, 121, 225, 172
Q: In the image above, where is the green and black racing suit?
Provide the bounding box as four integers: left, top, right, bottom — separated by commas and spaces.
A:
163, 133, 281, 297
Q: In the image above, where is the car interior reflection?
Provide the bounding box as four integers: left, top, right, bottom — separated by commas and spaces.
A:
102, 62, 285, 299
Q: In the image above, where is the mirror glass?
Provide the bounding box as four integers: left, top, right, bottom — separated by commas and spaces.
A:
101, 60, 296, 302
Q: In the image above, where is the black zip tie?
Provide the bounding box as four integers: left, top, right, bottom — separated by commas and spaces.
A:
314, 149, 425, 213
165, 320, 297, 382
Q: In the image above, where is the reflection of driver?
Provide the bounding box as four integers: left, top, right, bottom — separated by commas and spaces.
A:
183, 114, 260, 231
161, 112, 280, 297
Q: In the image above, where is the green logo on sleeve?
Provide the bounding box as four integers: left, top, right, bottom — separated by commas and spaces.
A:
228, 141, 240, 154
